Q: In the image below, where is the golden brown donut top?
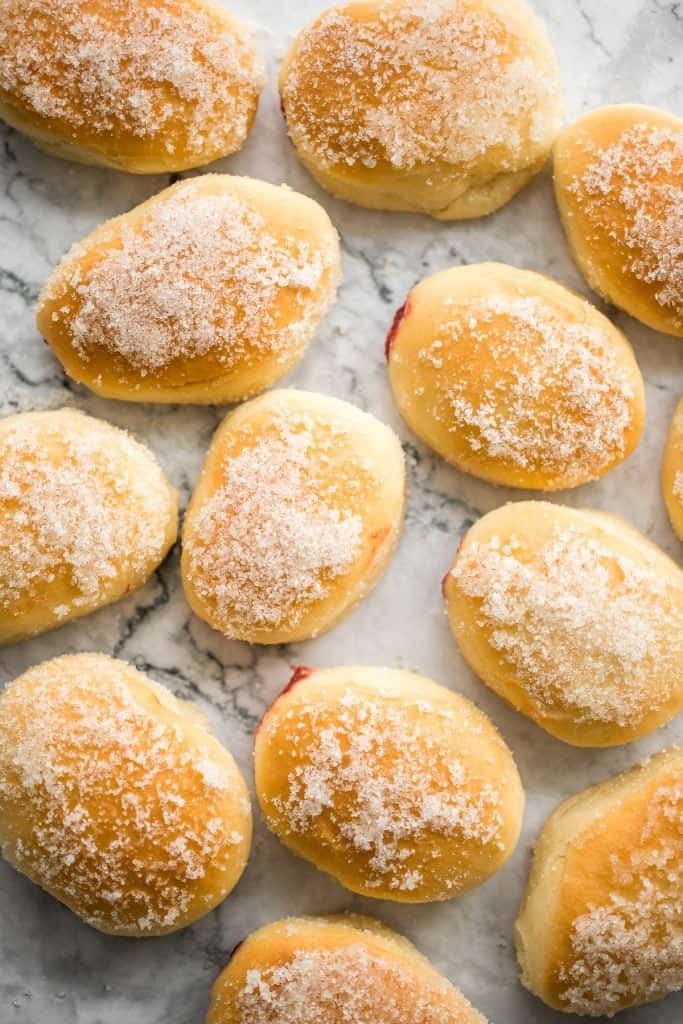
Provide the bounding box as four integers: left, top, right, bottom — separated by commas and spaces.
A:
281, 0, 560, 174
0, 655, 250, 934
450, 517, 683, 728
0, 0, 262, 157
566, 119, 683, 322
40, 178, 339, 379
0, 410, 172, 617
557, 761, 682, 1014
184, 409, 371, 634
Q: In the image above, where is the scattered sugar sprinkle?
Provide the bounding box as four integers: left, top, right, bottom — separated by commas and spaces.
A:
453, 524, 683, 727
0, 413, 172, 617
185, 413, 367, 634
571, 123, 683, 321
0, 0, 263, 156
267, 687, 505, 894
674, 471, 683, 503
0, 656, 245, 934
559, 774, 683, 1016
413, 292, 637, 484
283, 0, 560, 172
232, 941, 486, 1023
45, 182, 338, 377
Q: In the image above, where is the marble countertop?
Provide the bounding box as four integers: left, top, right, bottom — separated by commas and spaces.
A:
1, 2, 682, 1022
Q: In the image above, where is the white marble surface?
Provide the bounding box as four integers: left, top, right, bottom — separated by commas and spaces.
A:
0, 1, 682, 1021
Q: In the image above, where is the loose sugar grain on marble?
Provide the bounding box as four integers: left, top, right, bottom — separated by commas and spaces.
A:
46, 185, 338, 376
283, 0, 557, 172
571, 124, 683, 318
268, 689, 504, 894
233, 943, 484, 1024
559, 775, 683, 1016
0, 656, 246, 934
453, 526, 683, 727
0, 0, 263, 156
185, 415, 365, 634
0, 416, 170, 615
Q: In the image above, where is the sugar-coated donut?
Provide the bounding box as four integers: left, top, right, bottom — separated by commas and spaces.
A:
0, 0, 263, 173
181, 391, 405, 644
554, 105, 683, 337
0, 408, 177, 645
387, 264, 645, 490
663, 397, 683, 541
280, 0, 562, 219
37, 177, 341, 404
444, 502, 683, 747
255, 666, 523, 902
207, 914, 488, 1023
515, 747, 683, 1017
0, 653, 252, 936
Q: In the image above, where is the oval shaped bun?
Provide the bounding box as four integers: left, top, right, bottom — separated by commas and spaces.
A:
0, 0, 263, 173
207, 914, 487, 1023
515, 747, 683, 1017
0, 653, 252, 936
255, 666, 523, 902
280, 0, 562, 220
444, 502, 683, 746
37, 176, 341, 404
0, 408, 177, 644
663, 397, 683, 541
181, 391, 405, 644
554, 105, 683, 337
387, 264, 645, 490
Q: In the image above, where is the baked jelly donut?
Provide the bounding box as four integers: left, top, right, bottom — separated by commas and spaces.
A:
207, 915, 488, 1023
0, 408, 177, 644
37, 176, 341, 404
0, 654, 252, 936
444, 502, 683, 747
663, 397, 683, 541
387, 263, 645, 490
554, 104, 683, 337
181, 390, 405, 644
0, 0, 263, 173
280, 0, 563, 219
255, 666, 524, 901
516, 747, 683, 1016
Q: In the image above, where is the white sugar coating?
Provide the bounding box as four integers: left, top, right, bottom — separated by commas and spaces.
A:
283, 0, 559, 172
674, 471, 683, 502
0, 655, 248, 934
0, 0, 263, 155
415, 293, 637, 482
267, 687, 505, 894
45, 182, 339, 376
453, 525, 683, 727
559, 775, 683, 1016
571, 123, 683, 316
185, 414, 365, 634
235, 942, 485, 1023
0, 412, 173, 615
